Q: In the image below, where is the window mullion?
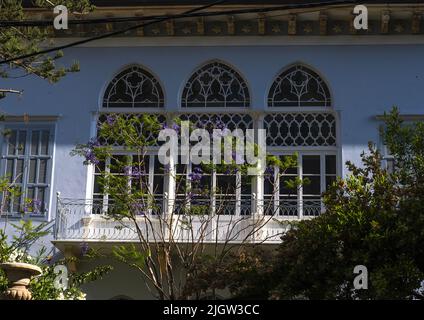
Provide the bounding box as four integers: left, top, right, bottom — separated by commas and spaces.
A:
320, 154, 326, 213
274, 165, 279, 217
212, 169, 216, 215
21, 130, 31, 213
236, 171, 241, 216
298, 154, 303, 219
149, 155, 155, 215
103, 157, 111, 211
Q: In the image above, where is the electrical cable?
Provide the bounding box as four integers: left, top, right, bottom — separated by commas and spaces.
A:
0, 0, 364, 65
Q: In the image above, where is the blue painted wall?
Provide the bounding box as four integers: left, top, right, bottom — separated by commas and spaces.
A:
1, 43, 424, 223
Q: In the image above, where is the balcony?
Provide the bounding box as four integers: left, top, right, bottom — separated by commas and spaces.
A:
53, 196, 322, 245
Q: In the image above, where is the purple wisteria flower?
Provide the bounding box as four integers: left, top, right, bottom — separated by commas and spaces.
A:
224, 167, 238, 175
264, 166, 275, 183
32, 199, 42, 214
81, 242, 89, 256
171, 123, 180, 132
189, 166, 203, 182
106, 114, 116, 126
84, 150, 100, 165
123, 166, 144, 178
87, 137, 101, 148
23, 199, 42, 214
232, 151, 245, 164
215, 120, 226, 130
265, 166, 274, 175
130, 202, 146, 215
187, 191, 195, 199
163, 164, 170, 173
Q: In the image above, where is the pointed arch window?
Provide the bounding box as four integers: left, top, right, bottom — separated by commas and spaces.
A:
181, 61, 250, 108
268, 65, 331, 107
103, 66, 164, 108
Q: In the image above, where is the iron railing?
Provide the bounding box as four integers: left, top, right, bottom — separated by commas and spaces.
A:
54, 194, 321, 243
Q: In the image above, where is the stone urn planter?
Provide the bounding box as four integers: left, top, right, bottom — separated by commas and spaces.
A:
0, 262, 42, 300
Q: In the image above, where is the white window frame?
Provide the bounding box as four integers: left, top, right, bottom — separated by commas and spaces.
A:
264, 150, 338, 220
92, 148, 166, 215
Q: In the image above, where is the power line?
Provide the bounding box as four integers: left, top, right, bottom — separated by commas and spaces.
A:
0, 0, 229, 65
1, 0, 358, 65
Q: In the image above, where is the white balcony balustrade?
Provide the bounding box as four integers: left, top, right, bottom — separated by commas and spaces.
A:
54, 196, 322, 244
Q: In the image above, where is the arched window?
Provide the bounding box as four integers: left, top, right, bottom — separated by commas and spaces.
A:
181, 61, 250, 108
103, 66, 164, 108
268, 65, 331, 107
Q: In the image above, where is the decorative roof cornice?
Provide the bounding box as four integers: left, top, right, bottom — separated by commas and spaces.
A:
24, 3, 424, 37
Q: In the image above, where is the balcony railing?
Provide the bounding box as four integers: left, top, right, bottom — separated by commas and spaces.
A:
54, 196, 322, 244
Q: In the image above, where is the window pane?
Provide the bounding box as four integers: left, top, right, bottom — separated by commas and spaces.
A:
6, 160, 14, 182
93, 175, 103, 194
27, 187, 35, 202
241, 176, 251, 194
38, 159, 48, 183
31, 131, 39, 155
326, 175, 337, 189
40, 131, 49, 155
37, 188, 46, 212
7, 130, 17, 155
176, 175, 187, 194
280, 177, 297, 195
17, 131, 26, 155
153, 175, 164, 194
15, 159, 24, 183
325, 155, 336, 174
303, 176, 321, 195
154, 156, 164, 174
216, 175, 236, 194
176, 163, 187, 175
302, 155, 320, 174
110, 155, 130, 173
95, 161, 106, 173
198, 175, 211, 191
132, 155, 149, 172
280, 155, 298, 175
11, 187, 21, 213
264, 178, 274, 195
28, 159, 37, 183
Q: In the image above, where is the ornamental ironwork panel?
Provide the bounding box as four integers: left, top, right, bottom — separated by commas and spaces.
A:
179, 113, 253, 131
103, 66, 164, 108
97, 113, 166, 146
181, 62, 250, 108
268, 65, 331, 107
264, 113, 336, 146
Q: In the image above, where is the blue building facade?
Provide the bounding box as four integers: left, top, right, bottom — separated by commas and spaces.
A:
1, 1, 424, 299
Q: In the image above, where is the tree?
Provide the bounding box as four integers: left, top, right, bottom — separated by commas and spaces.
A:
270, 107, 424, 300
0, 0, 94, 99
72, 114, 299, 300
176, 107, 424, 300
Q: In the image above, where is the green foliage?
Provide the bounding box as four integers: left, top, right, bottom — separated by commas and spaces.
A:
0, 0, 94, 99
183, 248, 274, 299
0, 220, 112, 300
185, 107, 424, 300
113, 244, 147, 268
72, 113, 301, 299
268, 107, 424, 300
